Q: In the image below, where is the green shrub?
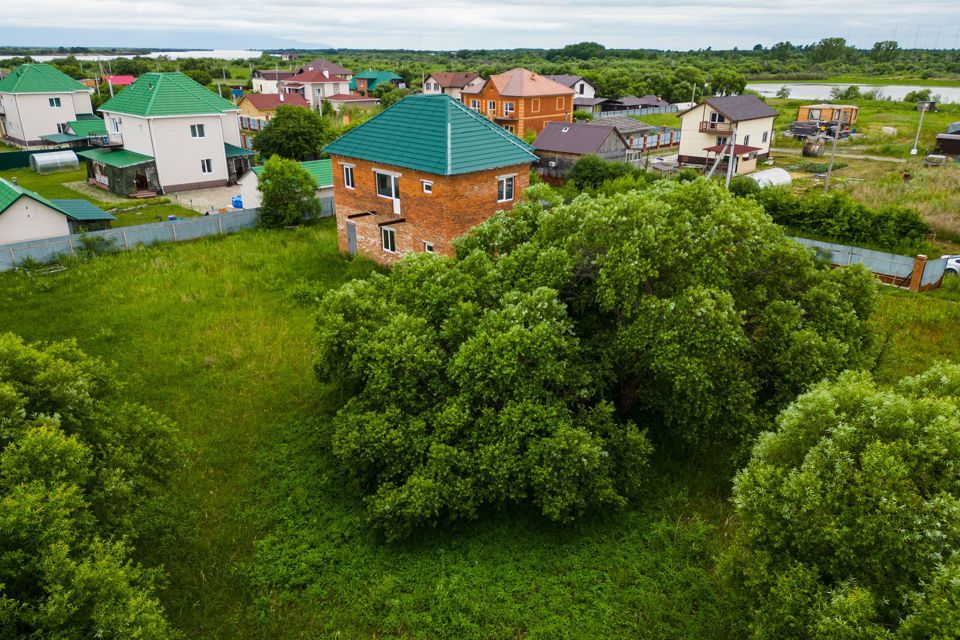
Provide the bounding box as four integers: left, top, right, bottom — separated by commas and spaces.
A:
732, 364, 960, 638
728, 176, 760, 197
0, 333, 184, 638
315, 180, 878, 539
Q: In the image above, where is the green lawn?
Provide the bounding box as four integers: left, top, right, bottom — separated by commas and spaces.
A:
0, 223, 952, 639
0, 167, 198, 227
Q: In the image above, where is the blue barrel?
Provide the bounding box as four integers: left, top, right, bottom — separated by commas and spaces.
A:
232, 195, 243, 209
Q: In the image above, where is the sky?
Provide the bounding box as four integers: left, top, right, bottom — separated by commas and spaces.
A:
3, 0, 960, 51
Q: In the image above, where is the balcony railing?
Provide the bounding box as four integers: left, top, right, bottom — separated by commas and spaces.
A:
88, 132, 123, 147
699, 120, 733, 133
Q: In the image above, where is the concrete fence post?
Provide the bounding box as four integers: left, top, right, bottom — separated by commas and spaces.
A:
218, 216, 224, 235
171, 223, 177, 242
8, 247, 16, 267
909, 254, 927, 292
122, 230, 129, 248
68, 236, 75, 255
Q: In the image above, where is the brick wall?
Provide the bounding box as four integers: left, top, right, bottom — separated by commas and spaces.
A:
331, 155, 530, 265
471, 84, 573, 137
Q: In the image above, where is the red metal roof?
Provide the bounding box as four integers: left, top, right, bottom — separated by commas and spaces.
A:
242, 93, 309, 110
102, 75, 135, 85
703, 143, 762, 155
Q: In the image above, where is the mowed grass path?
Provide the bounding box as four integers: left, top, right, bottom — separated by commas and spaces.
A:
0, 221, 376, 637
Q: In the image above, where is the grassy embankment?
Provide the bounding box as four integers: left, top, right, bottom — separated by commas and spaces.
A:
0, 167, 197, 227
1, 221, 955, 638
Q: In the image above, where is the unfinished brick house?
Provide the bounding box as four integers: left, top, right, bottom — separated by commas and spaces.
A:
325, 93, 537, 264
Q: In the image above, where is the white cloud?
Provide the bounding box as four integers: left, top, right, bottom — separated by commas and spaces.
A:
3, 0, 959, 50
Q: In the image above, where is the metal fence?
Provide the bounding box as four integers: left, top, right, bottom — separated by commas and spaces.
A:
594, 105, 679, 119
0, 196, 334, 272
0, 146, 94, 171
635, 129, 681, 150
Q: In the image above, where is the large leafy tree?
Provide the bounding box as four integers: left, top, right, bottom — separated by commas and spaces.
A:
0, 333, 183, 639
731, 363, 960, 639
257, 154, 321, 228
315, 180, 877, 538
252, 105, 336, 161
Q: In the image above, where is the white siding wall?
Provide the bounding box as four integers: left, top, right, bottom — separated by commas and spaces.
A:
238, 171, 262, 209
0, 198, 70, 243
253, 78, 280, 93
70, 91, 93, 115
107, 112, 155, 157
679, 104, 776, 176
575, 81, 596, 99
4, 92, 86, 143
0, 94, 25, 142
220, 112, 241, 147
149, 115, 229, 189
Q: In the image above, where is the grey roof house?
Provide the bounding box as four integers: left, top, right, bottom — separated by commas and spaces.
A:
532, 121, 634, 182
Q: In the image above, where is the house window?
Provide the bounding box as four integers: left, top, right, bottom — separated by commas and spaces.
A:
504, 101, 515, 116
762, 130, 769, 143
343, 165, 355, 189
201, 159, 213, 174
749, 152, 757, 160
716, 137, 728, 146
556, 97, 564, 109
108, 117, 121, 133
49, 97, 61, 108
423, 241, 434, 253
578, 83, 585, 95
743, 134, 750, 146
709, 112, 726, 123
488, 100, 496, 113
190, 124, 206, 138
809, 109, 821, 120
422, 180, 433, 193
504, 125, 515, 133
532, 98, 540, 113
381, 226, 397, 253
497, 175, 515, 202
57, 123, 69, 134
375, 171, 400, 200
470, 99, 480, 110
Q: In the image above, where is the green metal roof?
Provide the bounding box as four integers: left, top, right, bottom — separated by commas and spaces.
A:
251, 159, 333, 187
74, 113, 100, 121
77, 147, 155, 168
0, 63, 90, 94
40, 133, 84, 144
348, 70, 403, 92
99, 72, 238, 117
67, 118, 107, 137
225, 143, 255, 158
324, 94, 537, 176
0, 178, 112, 221
50, 199, 115, 221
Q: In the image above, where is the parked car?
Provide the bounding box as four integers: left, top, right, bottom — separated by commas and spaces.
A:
943, 255, 960, 276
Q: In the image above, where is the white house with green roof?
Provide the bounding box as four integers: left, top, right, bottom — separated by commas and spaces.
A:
237, 159, 333, 210
0, 177, 114, 244
78, 72, 254, 196
0, 64, 95, 147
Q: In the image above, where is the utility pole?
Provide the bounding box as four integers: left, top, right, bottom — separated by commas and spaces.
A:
823, 125, 840, 192
690, 82, 696, 105
911, 101, 927, 155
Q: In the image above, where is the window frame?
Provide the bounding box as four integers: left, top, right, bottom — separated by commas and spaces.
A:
531, 98, 540, 113
342, 164, 355, 189
743, 134, 750, 146
48, 97, 62, 108
200, 158, 213, 174
497, 174, 516, 203
190, 123, 206, 139
470, 99, 480, 110
556, 97, 564, 110
381, 226, 397, 253
374, 169, 401, 201
421, 180, 433, 194
762, 130, 769, 143
503, 101, 515, 116
487, 100, 496, 114
422, 241, 434, 253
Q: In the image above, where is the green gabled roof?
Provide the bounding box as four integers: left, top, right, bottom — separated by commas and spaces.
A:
348, 70, 403, 92
40, 133, 84, 144
99, 72, 238, 117
50, 199, 115, 221
67, 118, 107, 137
251, 159, 333, 187
77, 147, 155, 168
323, 94, 537, 176
224, 143, 255, 158
0, 63, 89, 94
0, 178, 112, 221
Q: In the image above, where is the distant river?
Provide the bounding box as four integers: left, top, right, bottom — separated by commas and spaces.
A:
747, 82, 960, 104
26, 49, 266, 62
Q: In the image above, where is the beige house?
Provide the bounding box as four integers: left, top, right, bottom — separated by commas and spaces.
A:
0, 64, 94, 147
677, 95, 778, 176
0, 178, 114, 244
79, 72, 254, 196
422, 72, 484, 101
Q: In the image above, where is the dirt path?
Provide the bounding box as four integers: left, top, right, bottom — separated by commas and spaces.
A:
772, 148, 907, 163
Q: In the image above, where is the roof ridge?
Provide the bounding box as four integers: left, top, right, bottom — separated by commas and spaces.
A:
144, 73, 163, 116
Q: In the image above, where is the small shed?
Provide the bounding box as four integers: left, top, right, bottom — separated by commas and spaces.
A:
238, 158, 334, 209
934, 134, 960, 156
745, 167, 792, 188
29, 150, 80, 174
796, 104, 858, 125
0, 177, 114, 244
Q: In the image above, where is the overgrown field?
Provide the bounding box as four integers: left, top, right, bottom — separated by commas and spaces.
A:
0, 222, 954, 638
0, 166, 197, 227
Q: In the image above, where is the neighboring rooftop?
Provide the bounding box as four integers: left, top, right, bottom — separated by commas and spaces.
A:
327, 93, 379, 102
691, 95, 780, 122
297, 59, 353, 77
67, 118, 107, 137
486, 68, 576, 97
252, 159, 333, 187
349, 70, 404, 92
0, 178, 113, 221
77, 147, 155, 168
255, 70, 294, 81
101, 75, 136, 86
99, 72, 238, 117
0, 63, 90, 94
241, 93, 309, 110
427, 71, 481, 88
617, 95, 670, 108
285, 69, 350, 83
324, 93, 537, 176
533, 121, 626, 155
586, 115, 656, 135
544, 74, 586, 89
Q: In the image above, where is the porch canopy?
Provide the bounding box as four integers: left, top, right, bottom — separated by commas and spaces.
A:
40, 133, 84, 144
77, 147, 154, 168
703, 143, 761, 156
225, 143, 256, 158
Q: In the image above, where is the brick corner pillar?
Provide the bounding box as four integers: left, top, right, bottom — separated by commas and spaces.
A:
909, 254, 928, 292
